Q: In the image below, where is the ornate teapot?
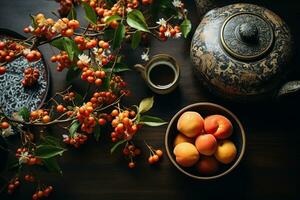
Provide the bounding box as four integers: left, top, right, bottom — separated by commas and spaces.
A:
190, 3, 300, 101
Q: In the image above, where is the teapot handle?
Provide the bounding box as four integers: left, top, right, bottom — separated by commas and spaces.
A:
277, 80, 300, 98
134, 64, 146, 80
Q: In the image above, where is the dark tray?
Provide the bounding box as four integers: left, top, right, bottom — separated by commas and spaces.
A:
0, 28, 50, 116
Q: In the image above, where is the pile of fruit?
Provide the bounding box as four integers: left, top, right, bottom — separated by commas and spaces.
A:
173, 111, 237, 175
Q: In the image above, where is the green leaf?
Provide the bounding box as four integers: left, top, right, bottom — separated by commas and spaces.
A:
138, 96, 154, 114
82, 2, 97, 24
50, 37, 65, 51
110, 139, 127, 154
66, 67, 81, 83
42, 136, 61, 146
42, 157, 62, 174
126, 10, 150, 32
131, 31, 141, 49
105, 15, 121, 24
30, 14, 37, 28
94, 124, 101, 142
150, 0, 178, 19
50, 37, 81, 60
103, 63, 131, 73
180, 18, 192, 38
35, 145, 66, 159
69, 120, 80, 137
112, 23, 125, 50
67, 5, 77, 20
63, 37, 80, 61
18, 107, 30, 122
140, 115, 168, 126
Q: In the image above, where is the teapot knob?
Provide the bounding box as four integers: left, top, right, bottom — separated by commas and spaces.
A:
237, 23, 259, 44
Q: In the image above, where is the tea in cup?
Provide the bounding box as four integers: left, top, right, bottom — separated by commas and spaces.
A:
134, 54, 180, 94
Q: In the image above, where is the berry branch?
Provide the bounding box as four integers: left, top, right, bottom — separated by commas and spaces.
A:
0, 0, 191, 198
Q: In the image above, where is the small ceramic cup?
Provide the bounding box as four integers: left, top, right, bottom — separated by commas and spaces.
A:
134, 54, 180, 94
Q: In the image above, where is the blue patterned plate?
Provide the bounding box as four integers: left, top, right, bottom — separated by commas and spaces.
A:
0, 29, 50, 116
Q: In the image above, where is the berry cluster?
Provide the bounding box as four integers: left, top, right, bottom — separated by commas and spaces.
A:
63, 91, 76, 101
122, 144, 141, 169
23, 49, 42, 62
32, 186, 53, 199
159, 25, 181, 41
24, 174, 35, 182
63, 133, 88, 148
74, 36, 97, 50
30, 109, 51, 123
0, 66, 6, 75
81, 68, 106, 85
22, 67, 40, 87
51, 51, 72, 71
147, 148, 163, 164
24, 14, 56, 40
90, 91, 117, 108
55, 0, 76, 17
77, 102, 97, 133
0, 40, 24, 62
15, 148, 42, 165
110, 75, 130, 96
110, 109, 138, 142
24, 14, 80, 39
7, 177, 20, 194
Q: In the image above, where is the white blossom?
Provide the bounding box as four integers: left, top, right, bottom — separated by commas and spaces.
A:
62, 134, 69, 139
141, 52, 149, 61
174, 32, 182, 38
19, 151, 29, 164
164, 30, 171, 37
23, 48, 31, 55
92, 47, 99, 55
172, 0, 183, 8
156, 18, 167, 27
28, 25, 34, 32
78, 54, 91, 64
1, 126, 14, 138
126, 7, 133, 13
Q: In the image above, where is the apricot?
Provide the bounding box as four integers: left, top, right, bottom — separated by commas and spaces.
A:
173, 133, 194, 147
204, 115, 233, 139
214, 140, 237, 164
173, 142, 200, 167
195, 134, 217, 156
177, 111, 204, 138
196, 156, 219, 175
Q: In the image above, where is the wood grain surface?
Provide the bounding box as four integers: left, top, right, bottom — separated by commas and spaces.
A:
0, 0, 299, 200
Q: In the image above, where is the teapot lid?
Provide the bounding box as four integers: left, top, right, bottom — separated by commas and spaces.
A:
221, 12, 274, 61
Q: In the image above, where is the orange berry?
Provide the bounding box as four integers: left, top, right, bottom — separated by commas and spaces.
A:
111, 109, 119, 117
156, 149, 163, 157
95, 78, 102, 86
42, 115, 50, 123
1, 121, 9, 129
152, 154, 159, 162
128, 162, 136, 168
37, 190, 44, 198
56, 105, 65, 112
65, 28, 74, 37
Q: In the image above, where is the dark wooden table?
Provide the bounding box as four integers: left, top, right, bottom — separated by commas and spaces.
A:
0, 0, 300, 200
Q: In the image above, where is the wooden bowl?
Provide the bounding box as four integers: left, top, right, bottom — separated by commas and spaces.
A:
165, 102, 246, 180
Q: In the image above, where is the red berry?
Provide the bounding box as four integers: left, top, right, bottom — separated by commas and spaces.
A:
1, 121, 9, 129
37, 190, 44, 198
128, 162, 136, 168
32, 193, 38, 200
